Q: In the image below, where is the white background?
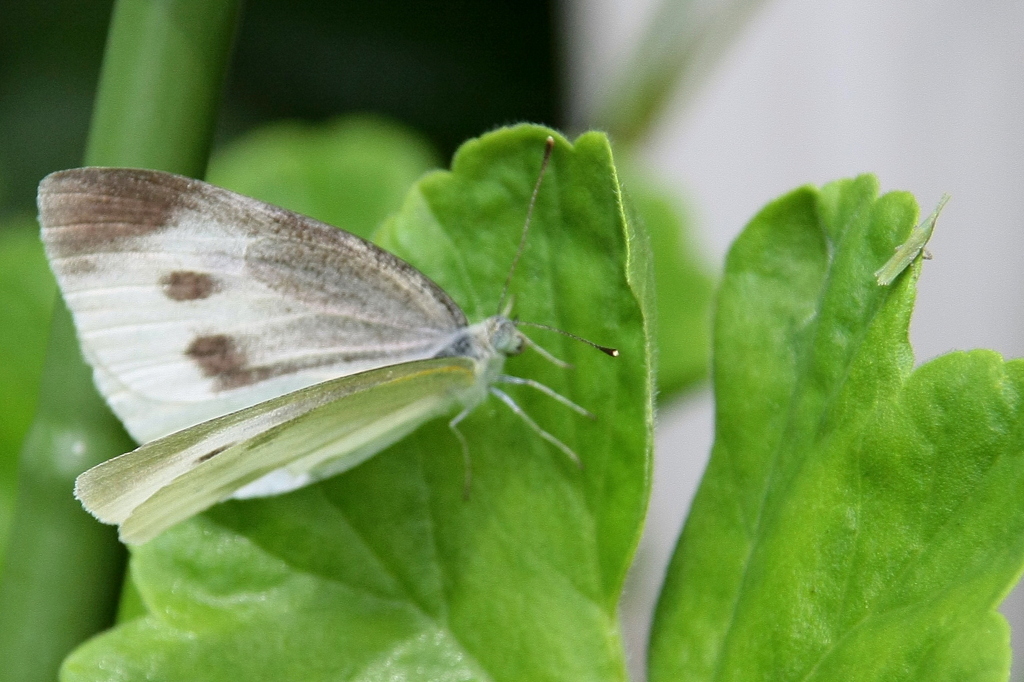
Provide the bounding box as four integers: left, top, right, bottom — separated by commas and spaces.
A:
565, 1, 1024, 679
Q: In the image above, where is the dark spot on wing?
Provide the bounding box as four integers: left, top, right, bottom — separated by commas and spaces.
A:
186, 331, 420, 393
196, 443, 233, 464
161, 270, 218, 301
187, 335, 242, 375
38, 168, 193, 259
186, 335, 261, 390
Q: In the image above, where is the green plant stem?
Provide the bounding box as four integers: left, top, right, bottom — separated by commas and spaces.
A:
0, 308, 132, 682
594, 0, 765, 145
86, 0, 241, 174
0, 1, 240, 680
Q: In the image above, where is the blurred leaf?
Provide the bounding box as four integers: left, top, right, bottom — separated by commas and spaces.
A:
63, 125, 653, 681
621, 171, 713, 398
0, 215, 55, 559
650, 176, 1024, 681
207, 116, 439, 239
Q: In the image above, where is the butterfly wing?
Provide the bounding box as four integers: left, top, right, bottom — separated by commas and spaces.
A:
75, 357, 482, 544
38, 168, 468, 442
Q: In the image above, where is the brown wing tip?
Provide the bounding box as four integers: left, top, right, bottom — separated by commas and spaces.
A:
39, 167, 127, 196
39, 167, 193, 198
37, 167, 195, 258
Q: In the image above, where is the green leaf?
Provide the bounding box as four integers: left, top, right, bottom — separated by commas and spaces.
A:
62, 125, 654, 681
620, 171, 713, 398
0, 216, 56, 559
206, 116, 439, 240
649, 175, 1024, 681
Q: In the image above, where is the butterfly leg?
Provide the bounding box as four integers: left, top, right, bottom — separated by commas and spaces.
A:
489, 387, 583, 468
496, 375, 594, 418
517, 332, 572, 368
449, 406, 474, 499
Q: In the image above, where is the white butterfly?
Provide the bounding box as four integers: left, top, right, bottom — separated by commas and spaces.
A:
38, 137, 613, 544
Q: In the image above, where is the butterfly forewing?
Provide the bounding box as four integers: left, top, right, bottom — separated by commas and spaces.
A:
75, 357, 481, 544
38, 168, 469, 442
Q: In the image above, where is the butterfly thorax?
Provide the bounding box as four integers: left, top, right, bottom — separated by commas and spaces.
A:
433, 315, 521, 379
433, 316, 521, 358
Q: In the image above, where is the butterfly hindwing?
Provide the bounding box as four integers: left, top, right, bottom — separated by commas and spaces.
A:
38, 168, 469, 442
75, 357, 481, 544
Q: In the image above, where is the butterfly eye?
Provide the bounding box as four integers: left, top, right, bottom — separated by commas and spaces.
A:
507, 335, 525, 356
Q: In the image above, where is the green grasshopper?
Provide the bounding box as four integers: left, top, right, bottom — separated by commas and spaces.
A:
875, 193, 951, 286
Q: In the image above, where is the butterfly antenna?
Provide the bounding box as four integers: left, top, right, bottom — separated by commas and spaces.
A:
497, 136, 555, 315
516, 320, 619, 357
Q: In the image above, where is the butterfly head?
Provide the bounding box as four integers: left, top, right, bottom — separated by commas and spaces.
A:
488, 315, 525, 357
